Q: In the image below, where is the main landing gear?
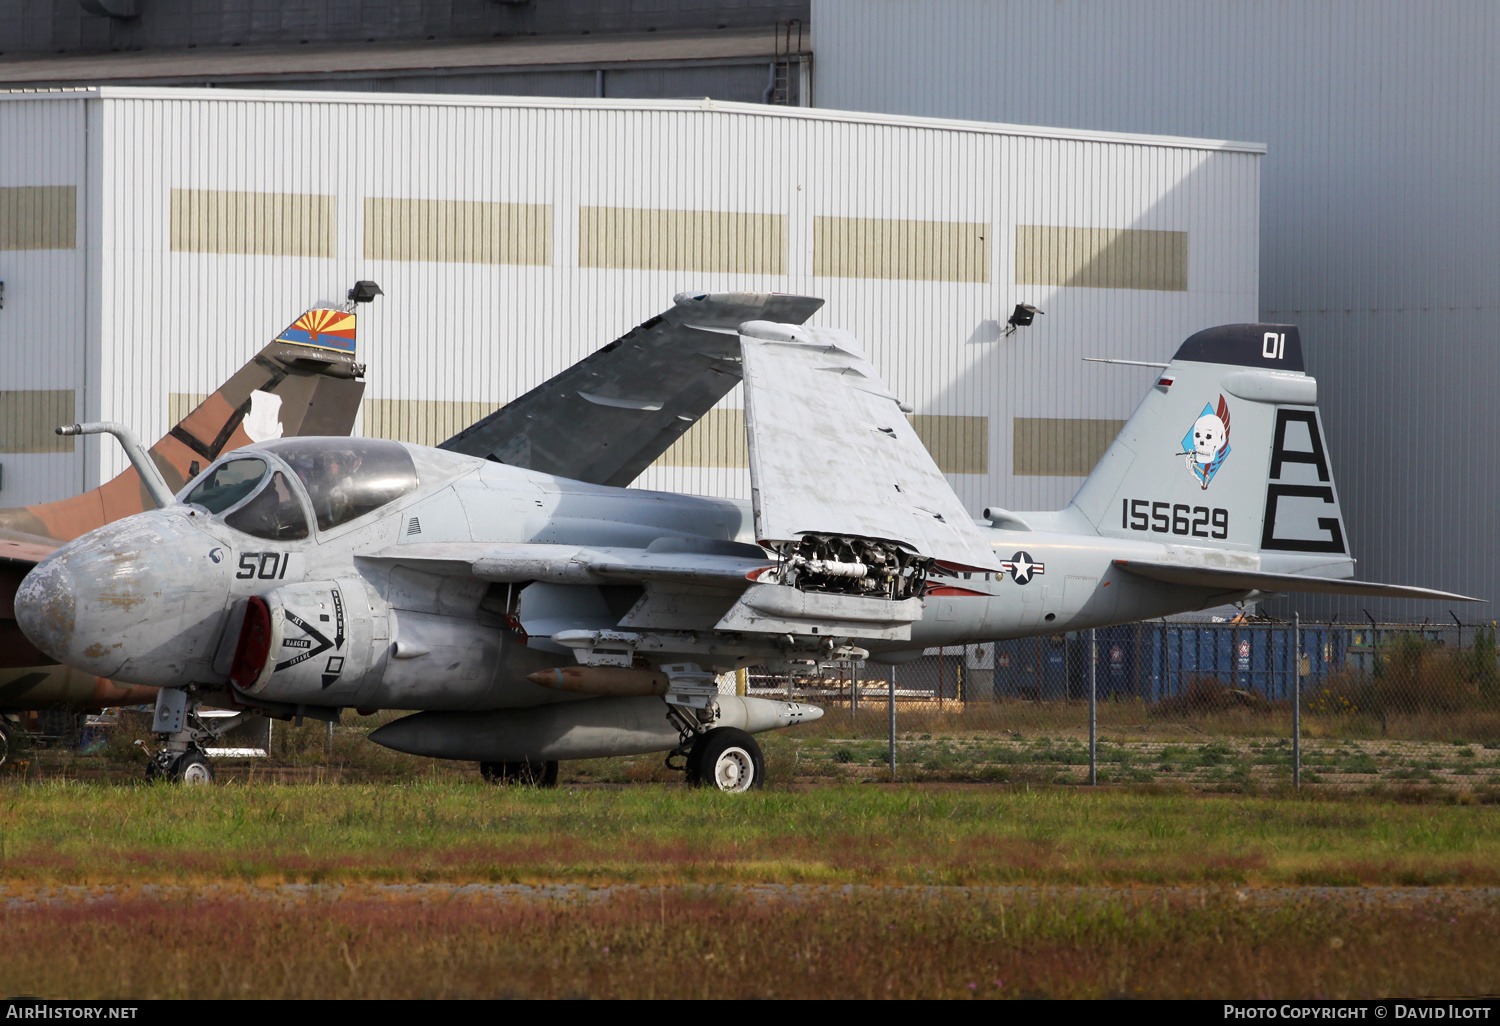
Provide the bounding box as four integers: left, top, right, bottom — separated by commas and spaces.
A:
660, 663, 767, 793
683, 727, 765, 793
479, 759, 559, 787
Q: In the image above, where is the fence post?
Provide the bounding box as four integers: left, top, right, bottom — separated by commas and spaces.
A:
1089, 628, 1098, 786
888, 666, 897, 781
1293, 612, 1302, 790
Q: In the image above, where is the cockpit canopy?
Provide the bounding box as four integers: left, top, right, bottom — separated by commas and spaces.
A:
183, 438, 419, 540
270, 438, 419, 531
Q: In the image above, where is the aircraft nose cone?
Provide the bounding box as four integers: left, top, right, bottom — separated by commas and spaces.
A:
14, 558, 77, 663
14, 511, 232, 684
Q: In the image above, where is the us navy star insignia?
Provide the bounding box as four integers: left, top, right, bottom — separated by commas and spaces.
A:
1001, 551, 1045, 585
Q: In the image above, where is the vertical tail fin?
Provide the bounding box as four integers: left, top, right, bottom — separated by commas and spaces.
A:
0, 306, 366, 547
1071, 324, 1352, 574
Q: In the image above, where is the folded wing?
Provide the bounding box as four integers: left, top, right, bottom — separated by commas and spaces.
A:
440, 292, 824, 487
738, 320, 999, 571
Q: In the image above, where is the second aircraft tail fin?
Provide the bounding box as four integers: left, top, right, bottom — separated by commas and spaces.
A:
1, 305, 366, 547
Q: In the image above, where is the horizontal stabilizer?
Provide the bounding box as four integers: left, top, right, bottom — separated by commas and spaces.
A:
1112, 560, 1482, 603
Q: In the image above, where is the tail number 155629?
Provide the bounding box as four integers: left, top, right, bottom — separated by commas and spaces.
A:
1122, 499, 1228, 539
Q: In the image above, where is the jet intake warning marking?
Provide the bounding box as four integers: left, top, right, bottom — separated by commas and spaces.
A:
330, 587, 346, 651
275, 610, 333, 672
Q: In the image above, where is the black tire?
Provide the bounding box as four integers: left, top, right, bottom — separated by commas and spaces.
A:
145, 752, 175, 782
0, 720, 11, 768
687, 728, 764, 792
683, 738, 707, 784
479, 759, 558, 787
174, 753, 215, 785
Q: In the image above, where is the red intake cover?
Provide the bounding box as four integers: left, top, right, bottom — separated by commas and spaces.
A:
229, 596, 273, 690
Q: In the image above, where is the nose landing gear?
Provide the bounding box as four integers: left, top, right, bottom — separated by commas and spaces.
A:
141, 743, 216, 785
141, 687, 250, 785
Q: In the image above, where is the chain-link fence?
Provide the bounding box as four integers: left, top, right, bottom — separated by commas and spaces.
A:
24, 619, 1500, 791
742, 618, 1500, 793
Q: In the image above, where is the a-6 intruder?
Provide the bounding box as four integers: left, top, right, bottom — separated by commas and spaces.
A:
14, 295, 1474, 790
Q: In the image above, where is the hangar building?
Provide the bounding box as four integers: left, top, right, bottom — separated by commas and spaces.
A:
0, 87, 1259, 532
812, 0, 1498, 619
0, 0, 813, 105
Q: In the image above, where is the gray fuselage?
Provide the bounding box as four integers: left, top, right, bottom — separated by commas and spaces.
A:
15, 439, 1240, 716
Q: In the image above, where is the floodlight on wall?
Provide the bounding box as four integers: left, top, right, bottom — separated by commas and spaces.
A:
1003, 303, 1043, 337
348, 280, 383, 305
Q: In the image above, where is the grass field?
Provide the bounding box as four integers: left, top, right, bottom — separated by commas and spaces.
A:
9, 714, 1500, 998
0, 783, 1496, 888
0, 784, 1497, 998
3, 884, 1497, 999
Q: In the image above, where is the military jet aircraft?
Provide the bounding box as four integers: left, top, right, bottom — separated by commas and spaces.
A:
14, 294, 1475, 789
0, 296, 370, 764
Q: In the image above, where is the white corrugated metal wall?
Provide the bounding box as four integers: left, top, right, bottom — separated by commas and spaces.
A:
813, 0, 1499, 618
0, 97, 89, 501
0, 88, 1258, 525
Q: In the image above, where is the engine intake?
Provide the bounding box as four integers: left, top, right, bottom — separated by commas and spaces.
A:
228, 577, 388, 704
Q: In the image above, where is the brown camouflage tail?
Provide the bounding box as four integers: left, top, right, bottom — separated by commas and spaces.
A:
0, 307, 365, 551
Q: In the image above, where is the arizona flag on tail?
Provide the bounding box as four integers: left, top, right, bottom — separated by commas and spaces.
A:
276, 309, 357, 353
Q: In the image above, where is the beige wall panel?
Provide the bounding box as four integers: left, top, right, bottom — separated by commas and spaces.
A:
654, 410, 986, 474
1013, 417, 1126, 477
362, 399, 497, 448
167, 393, 208, 427
1015, 225, 1187, 291
170, 188, 336, 257
908, 414, 988, 474
0, 390, 75, 453
579, 207, 785, 274
364, 198, 552, 265
653, 408, 749, 469
813, 216, 990, 283
0, 186, 76, 250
